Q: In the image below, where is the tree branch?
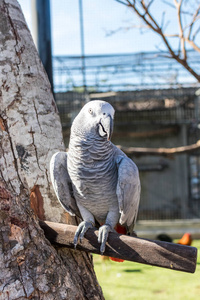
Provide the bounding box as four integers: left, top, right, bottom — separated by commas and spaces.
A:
162, 0, 176, 9
174, 0, 187, 60
185, 38, 200, 53
115, 0, 200, 82
40, 221, 197, 274
122, 1, 180, 61
117, 140, 200, 157
141, 0, 161, 31
187, 4, 200, 40
115, 0, 128, 6
164, 33, 179, 37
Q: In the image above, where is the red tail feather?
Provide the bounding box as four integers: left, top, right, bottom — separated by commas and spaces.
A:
115, 223, 127, 234
109, 224, 127, 262
109, 257, 124, 262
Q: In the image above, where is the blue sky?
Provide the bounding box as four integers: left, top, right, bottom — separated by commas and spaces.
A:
17, 0, 181, 56
16, 1, 200, 90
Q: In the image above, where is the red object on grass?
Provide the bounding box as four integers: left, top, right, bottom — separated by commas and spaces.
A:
178, 233, 193, 246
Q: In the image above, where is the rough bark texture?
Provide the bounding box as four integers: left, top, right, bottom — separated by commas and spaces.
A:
0, 0, 104, 299
0, 0, 64, 222
0, 183, 103, 299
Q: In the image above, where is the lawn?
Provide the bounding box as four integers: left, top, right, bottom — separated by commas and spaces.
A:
93, 240, 200, 300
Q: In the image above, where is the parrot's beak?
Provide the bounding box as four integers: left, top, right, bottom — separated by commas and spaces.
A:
99, 114, 113, 141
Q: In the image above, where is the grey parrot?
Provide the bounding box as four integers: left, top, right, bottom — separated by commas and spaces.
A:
50, 100, 140, 254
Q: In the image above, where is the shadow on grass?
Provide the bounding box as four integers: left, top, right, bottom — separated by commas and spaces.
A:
123, 269, 142, 273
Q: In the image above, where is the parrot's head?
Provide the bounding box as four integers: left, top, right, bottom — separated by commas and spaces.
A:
71, 100, 115, 141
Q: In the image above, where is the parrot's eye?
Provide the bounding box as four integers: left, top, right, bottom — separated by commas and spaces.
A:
88, 108, 93, 114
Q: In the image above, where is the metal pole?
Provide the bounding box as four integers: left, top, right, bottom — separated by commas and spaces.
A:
32, 0, 54, 91
31, 0, 38, 50
79, 0, 87, 92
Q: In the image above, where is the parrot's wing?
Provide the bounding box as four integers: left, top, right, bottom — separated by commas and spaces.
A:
50, 151, 81, 218
116, 155, 141, 233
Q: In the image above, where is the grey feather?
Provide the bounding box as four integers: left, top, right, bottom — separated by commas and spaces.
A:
50, 151, 81, 218
116, 154, 141, 233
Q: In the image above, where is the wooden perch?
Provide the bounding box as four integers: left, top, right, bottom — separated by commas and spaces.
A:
40, 221, 197, 274
117, 140, 200, 156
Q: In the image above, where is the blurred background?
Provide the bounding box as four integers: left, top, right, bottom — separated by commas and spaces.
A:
18, 0, 200, 236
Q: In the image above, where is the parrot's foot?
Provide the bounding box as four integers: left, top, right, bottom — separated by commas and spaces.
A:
74, 220, 94, 248
98, 224, 112, 254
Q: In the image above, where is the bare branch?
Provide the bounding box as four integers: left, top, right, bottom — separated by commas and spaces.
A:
126, 0, 133, 6
185, 38, 200, 53
192, 23, 200, 41
114, 0, 200, 82
141, 0, 161, 30
187, 4, 200, 40
161, 11, 166, 30
162, 0, 176, 9
164, 33, 179, 37
105, 26, 130, 37
117, 139, 200, 156
162, 0, 193, 15
115, 0, 128, 6
146, 0, 154, 10
173, 0, 179, 7
125, 1, 180, 61
183, 16, 200, 34
105, 24, 149, 37
154, 44, 167, 53
174, 0, 187, 60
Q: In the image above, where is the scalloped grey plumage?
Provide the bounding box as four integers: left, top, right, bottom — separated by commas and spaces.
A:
50, 100, 140, 252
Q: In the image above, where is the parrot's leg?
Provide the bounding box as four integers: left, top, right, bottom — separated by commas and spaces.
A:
74, 203, 95, 248
98, 224, 112, 254
74, 220, 94, 247
98, 209, 120, 254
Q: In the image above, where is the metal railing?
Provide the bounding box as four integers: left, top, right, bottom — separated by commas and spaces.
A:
53, 50, 200, 92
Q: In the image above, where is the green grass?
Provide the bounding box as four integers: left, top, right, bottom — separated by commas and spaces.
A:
93, 240, 200, 300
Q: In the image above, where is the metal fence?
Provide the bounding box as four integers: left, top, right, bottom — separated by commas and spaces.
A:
55, 87, 198, 128
53, 51, 200, 221
53, 50, 200, 93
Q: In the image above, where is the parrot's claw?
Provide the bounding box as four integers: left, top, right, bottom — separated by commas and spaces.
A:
98, 224, 112, 254
74, 220, 94, 247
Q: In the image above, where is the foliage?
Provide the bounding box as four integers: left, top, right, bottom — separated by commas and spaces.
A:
94, 239, 200, 300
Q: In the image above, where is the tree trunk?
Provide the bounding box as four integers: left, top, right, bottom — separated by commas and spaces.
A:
0, 0, 104, 299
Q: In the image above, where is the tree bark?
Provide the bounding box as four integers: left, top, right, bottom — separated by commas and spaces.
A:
0, 0, 104, 299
